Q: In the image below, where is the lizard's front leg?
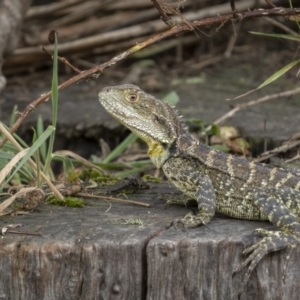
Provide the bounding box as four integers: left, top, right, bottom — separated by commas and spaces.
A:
178, 174, 216, 227
235, 187, 300, 286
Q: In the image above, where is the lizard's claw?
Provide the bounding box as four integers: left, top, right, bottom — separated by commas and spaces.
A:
168, 218, 188, 231
234, 230, 300, 295
178, 211, 210, 227
233, 235, 274, 295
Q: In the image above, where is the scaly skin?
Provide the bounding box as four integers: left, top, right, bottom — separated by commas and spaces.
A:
98, 84, 300, 289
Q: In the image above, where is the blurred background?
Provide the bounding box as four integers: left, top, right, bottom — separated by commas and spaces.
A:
1, 0, 300, 162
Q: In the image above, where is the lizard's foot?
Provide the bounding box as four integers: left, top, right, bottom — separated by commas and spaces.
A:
234, 228, 300, 293
161, 194, 196, 208
177, 211, 211, 227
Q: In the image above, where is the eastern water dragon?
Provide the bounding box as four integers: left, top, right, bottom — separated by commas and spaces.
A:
98, 84, 300, 288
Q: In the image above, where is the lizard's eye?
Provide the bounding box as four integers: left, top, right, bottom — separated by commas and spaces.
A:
126, 93, 139, 102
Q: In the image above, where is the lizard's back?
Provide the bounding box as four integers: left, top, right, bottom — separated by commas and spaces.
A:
163, 136, 300, 221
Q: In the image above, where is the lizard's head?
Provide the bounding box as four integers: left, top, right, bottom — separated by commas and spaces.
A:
99, 84, 185, 164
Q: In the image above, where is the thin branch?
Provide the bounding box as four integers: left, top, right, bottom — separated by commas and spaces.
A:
77, 192, 151, 207
5, 230, 42, 236
209, 86, 300, 128
157, 0, 194, 31
256, 129, 300, 162
224, 23, 240, 58
264, 17, 298, 35
230, 0, 238, 18
265, 0, 276, 8
26, 0, 84, 19
255, 140, 300, 162
151, 0, 173, 26
41, 46, 82, 73
285, 152, 300, 163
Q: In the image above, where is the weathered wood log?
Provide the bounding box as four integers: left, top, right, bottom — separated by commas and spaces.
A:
0, 182, 299, 299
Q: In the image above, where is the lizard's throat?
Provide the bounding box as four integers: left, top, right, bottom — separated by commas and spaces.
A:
147, 141, 170, 168
117, 121, 174, 168
147, 141, 165, 156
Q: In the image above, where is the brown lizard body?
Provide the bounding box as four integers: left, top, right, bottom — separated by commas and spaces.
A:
98, 84, 300, 287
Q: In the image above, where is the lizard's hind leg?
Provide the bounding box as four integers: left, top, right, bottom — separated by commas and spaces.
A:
235, 186, 300, 286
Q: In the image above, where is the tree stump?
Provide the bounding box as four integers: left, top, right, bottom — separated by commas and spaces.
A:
0, 182, 299, 300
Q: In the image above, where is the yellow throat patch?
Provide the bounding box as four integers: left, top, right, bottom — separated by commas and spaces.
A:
147, 141, 165, 157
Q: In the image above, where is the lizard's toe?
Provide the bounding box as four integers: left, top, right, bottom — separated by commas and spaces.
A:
178, 212, 208, 227
252, 228, 272, 236
235, 232, 300, 289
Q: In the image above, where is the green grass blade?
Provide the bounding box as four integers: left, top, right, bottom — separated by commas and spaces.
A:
0, 151, 33, 180
114, 164, 151, 178
53, 154, 74, 178
37, 115, 46, 162
257, 59, 300, 89
0, 149, 29, 184
103, 133, 138, 163
0, 141, 18, 154
0, 151, 14, 160
32, 128, 42, 187
44, 32, 58, 176
9, 105, 18, 127
230, 59, 300, 100
249, 31, 300, 42
1, 126, 55, 188
51, 33, 58, 127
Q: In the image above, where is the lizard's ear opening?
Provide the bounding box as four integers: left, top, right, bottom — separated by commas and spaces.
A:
125, 92, 139, 102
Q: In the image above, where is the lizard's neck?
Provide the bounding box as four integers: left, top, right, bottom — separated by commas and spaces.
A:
147, 133, 194, 168
147, 141, 171, 168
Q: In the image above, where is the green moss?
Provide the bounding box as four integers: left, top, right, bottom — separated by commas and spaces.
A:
66, 171, 80, 184
11, 203, 23, 209
142, 174, 161, 183
46, 195, 85, 207
78, 169, 119, 186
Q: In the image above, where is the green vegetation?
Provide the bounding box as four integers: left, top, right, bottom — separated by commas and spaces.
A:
0, 32, 60, 192
78, 169, 119, 186
46, 195, 86, 207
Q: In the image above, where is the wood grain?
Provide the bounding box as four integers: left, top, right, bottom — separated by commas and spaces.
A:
0, 183, 299, 299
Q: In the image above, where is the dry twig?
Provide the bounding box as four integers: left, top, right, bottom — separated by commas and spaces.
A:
256, 130, 300, 162
210, 87, 300, 128
41, 46, 82, 73
265, 0, 276, 8
230, 0, 238, 18
151, 0, 174, 26
77, 192, 150, 207
264, 17, 298, 35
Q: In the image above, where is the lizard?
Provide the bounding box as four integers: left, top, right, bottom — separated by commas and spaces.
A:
98, 83, 300, 287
